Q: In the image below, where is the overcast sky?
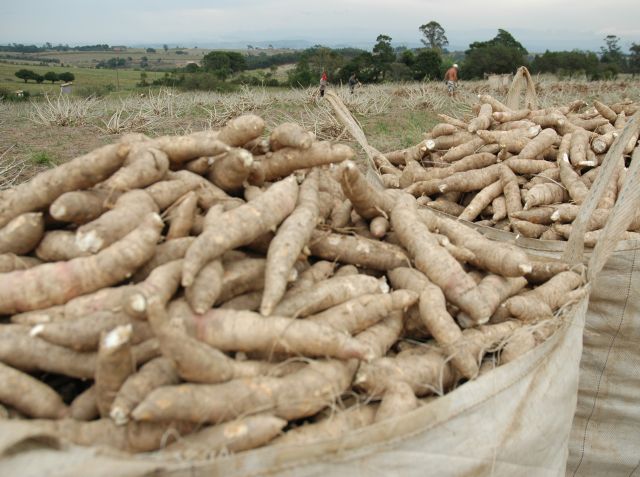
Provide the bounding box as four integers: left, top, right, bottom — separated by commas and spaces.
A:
2, 0, 639, 52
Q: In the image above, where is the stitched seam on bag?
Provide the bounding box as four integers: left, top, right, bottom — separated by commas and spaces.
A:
572, 248, 637, 477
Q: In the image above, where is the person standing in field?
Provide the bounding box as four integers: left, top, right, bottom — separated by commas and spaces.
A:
348, 73, 360, 94
319, 71, 328, 98
444, 63, 459, 98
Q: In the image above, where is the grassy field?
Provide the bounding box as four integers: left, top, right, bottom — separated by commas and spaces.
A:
0, 46, 293, 69
1, 78, 639, 187
0, 62, 166, 96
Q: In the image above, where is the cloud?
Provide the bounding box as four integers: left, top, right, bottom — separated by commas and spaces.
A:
0, 0, 638, 51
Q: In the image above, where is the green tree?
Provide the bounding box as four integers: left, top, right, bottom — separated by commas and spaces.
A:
146, 47, 156, 53
14, 69, 35, 83
288, 46, 345, 86
202, 51, 246, 80
600, 35, 626, 72
163, 44, 168, 52
531, 50, 600, 79
630, 43, 640, 77
34, 74, 44, 84
138, 71, 149, 86
400, 50, 416, 66
372, 34, 394, 81
412, 49, 442, 80
43, 71, 58, 83
463, 29, 528, 78
58, 72, 75, 82
418, 21, 448, 51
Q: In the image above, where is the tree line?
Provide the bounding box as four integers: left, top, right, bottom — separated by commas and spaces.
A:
157, 23, 640, 92
14, 69, 75, 84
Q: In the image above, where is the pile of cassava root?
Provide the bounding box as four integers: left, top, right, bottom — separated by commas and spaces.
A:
0, 113, 585, 459
380, 96, 640, 246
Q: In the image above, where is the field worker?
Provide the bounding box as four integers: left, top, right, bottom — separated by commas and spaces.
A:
444, 63, 459, 98
319, 71, 328, 98
348, 73, 359, 94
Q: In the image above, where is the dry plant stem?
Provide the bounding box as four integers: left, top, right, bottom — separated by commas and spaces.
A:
307, 290, 418, 335
0, 253, 42, 273
0, 212, 44, 255
0, 214, 162, 314
261, 171, 320, 316
269, 122, 315, 150
163, 415, 286, 456
166, 191, 198, 240
182, 176, 298, 286
309, 230, 409, 271
273, 274, 384, 318
99, 147, 169, 192
95, 325, 135, 417
76, 189, 158, 253
391, 195, 491, 324
375, 382, 418, 422
257, 142, 354, 181
0, 361, 67, 419
110, 357, 180, 426
0, 143, 128, 228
